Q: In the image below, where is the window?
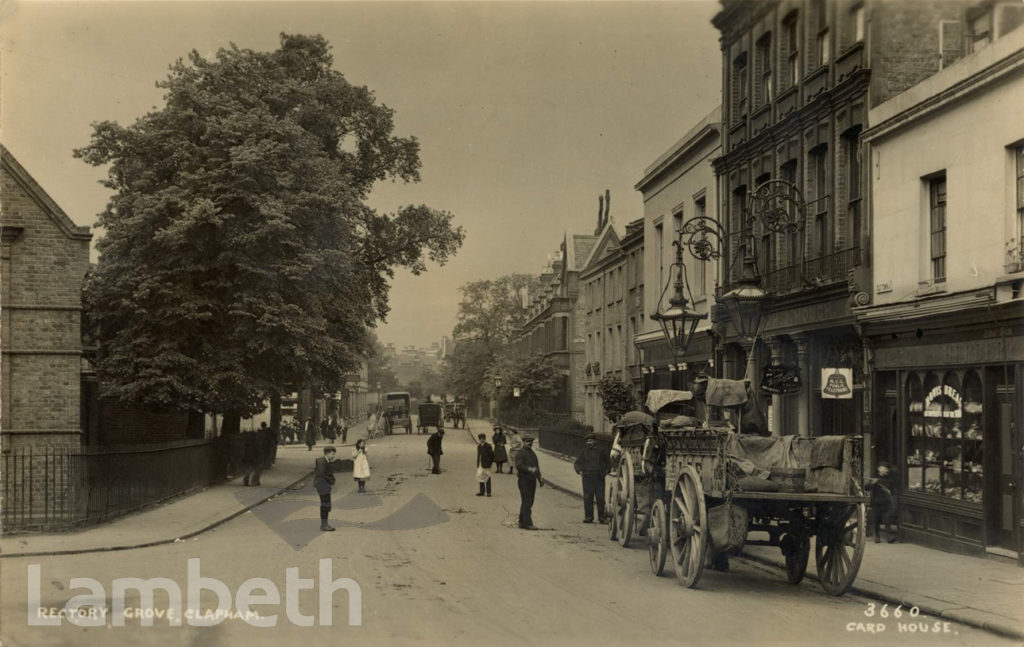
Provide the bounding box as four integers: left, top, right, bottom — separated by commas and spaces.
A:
1016, 144, 1024, 257
616, 325, 622, 367
940, 20, 964, 70
732, 52, 749, 123
628, 316, 636, 364
655, 222, 664, 293
969, 8, 992, 52
756, 173, 774, 271
815, 0, 830, 67
693, 197, 707, 296
850, 3, 865, 45
844, 128, 862, 253
783, 12, 800, 88
756, 33, 773, 106
781, 160, 801, 265
929, 174, 947, 281
809, 145, 830, 256
731, 185, 748, 281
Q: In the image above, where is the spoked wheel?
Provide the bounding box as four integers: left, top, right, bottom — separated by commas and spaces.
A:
606, 475, 620, 541
614, 453, 636, 547
648, 499, 670, 576
815, 502, 866, 596
781, 532, 811, 584
669, 466, 707, 588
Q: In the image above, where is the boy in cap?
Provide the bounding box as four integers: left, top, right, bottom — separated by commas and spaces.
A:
574, 433, 610, 523
476, 433, 495, 496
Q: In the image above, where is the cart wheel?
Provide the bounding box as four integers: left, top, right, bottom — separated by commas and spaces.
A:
782, 532, 810, 584
815, 502, 866, 596
606, 476, 619, 541
615, 453, 636, 548
648, 499, 669, 576
669, 466, 707, 588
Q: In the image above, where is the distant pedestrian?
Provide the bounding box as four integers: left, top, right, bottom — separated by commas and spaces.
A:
320, 419, 330, 443
352, 439, 370, 493
314, 446, 338, 532
242, 429, 265, 486
327, 418, 339, 442
281, 421, 296, 445
506, 428, 523, 475
304, 417, 317, 451
492, 426, 508, 473
574, 434, 610, 523
515, 436, 543, 529
427, 429, 445, 474
340, 416, 349, 443
476, 433, 495, 497
260, 421, 278, 469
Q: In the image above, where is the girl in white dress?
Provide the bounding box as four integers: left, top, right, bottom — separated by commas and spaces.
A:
353, 439, 370, 493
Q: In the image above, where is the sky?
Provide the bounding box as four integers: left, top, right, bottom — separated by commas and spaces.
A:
0, 0, 722, 350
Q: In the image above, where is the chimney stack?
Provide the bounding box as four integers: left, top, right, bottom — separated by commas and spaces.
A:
597, 195, 604, 234
604, 189, 611, 227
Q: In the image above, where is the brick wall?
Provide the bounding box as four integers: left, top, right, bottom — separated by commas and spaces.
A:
870, 0, 969, 108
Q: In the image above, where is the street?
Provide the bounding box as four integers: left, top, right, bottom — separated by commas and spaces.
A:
0, 421, 1013, 647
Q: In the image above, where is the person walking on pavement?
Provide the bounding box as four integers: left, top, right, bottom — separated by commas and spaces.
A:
427, 429, 445, 474
352, 438, 370, 493
476, 433, 495, 497
327, 418, 338, 442
320, 418, 331, 443
314, 445, 338, 531
506, 427, 523, 475
304, 417, 317, 451
492, 426, 508, 473
260, 421, 278, 469
515, 436, 543, 529
340, 416, 349, 443
574, 433, 610, 523
870, 461, 899, 543
242, 428, 265, 486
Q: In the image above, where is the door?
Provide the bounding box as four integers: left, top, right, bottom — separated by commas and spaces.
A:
985, 367, 1019, 554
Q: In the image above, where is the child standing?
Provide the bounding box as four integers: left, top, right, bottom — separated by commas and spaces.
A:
353, 439, 370, 493
314, 446, 338, 531
871, 461, 899, 543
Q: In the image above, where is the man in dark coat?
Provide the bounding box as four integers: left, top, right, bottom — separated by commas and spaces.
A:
515, 436, 543, 529
242, 429, 265, 486
313, 446, 338, 531
260, 421, 278, 469
574, 433, 610, 523
304, 417, 317, 451
427, 429, 445, 474
476, 433, 495, 497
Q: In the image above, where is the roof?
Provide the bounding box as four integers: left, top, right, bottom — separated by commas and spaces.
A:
570, 233, 599, 271
1, 145, 92, 241
635, 105, 722, 192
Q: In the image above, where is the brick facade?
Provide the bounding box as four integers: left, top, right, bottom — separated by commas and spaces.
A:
1, 146, 91, 452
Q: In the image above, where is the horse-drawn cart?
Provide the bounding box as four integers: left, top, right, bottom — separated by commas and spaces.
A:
417, 402, 444, 435
607, 387, 867, 596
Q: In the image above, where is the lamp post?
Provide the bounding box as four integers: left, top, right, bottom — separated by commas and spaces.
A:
651, 231, 708, 386
494, 376, 502, 424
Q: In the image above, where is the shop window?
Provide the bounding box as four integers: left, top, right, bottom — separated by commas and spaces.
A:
905, 370, 983, 503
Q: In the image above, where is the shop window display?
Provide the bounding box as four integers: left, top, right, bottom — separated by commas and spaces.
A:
905, 370, 983, 503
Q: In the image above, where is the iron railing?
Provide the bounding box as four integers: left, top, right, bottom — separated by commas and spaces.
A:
1, 438, 240, 532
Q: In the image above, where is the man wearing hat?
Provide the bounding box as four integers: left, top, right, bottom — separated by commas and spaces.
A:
574, 433, 610, 523
514, 436, 543, 529
427, 429, 445, 474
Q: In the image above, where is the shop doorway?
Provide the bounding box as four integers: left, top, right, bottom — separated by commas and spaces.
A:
985, 368, 1019, 555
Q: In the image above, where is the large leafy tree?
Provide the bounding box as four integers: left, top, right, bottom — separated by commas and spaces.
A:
452, 274, 539, 358
486, 351, 560, 411
76, 34, 463, 426
441, 339, 491, 402
366, 332, 399, 394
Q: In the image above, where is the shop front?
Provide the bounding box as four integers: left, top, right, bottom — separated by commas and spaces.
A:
869, 325, 1022, 558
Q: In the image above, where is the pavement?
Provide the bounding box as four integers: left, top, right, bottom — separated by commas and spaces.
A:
0, 420, 373, 559
525, 433, 1024, 642
2, 416, 1020, 642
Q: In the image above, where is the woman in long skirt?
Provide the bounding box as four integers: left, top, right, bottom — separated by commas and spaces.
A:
492, 426, 509, 473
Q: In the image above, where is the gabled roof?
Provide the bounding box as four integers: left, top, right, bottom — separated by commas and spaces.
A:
1, 145, 92, 241
568, 233, 599, 271
580, 220, 622, 273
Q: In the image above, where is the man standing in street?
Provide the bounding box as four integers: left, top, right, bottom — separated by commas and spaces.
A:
242, 428, 265, 486
427, 429, 445, 474
476, 433, 495, 497
304, 417, 317, 451
574, 433, 610, 523
515, 436, 543, 529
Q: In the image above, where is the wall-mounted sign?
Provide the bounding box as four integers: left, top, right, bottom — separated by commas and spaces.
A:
513, 387, 521, 398
821, 368, 853, 399
876, 281, 893, 294
761, 364, 801, 395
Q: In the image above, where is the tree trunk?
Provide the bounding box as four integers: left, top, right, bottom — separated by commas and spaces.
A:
269, 393, 282, 432
220, 410, 241, 436
187, 410, 205, 439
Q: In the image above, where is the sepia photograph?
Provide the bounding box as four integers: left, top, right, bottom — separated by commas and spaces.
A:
1, 1, 1022, 645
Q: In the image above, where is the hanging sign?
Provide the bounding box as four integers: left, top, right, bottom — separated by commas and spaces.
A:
821, 368, 853, 399
761, 364, 801, 395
